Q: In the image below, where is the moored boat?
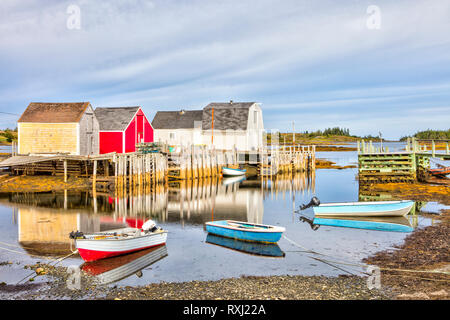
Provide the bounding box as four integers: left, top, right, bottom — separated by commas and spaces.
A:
429, 166, 450, 177
312, 200, 414, 217
70, 220, 167, 262
222, 167, 246, 176
205, 220, 285, 243
299, 197, 414, 217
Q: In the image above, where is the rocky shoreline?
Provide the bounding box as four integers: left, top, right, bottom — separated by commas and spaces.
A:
0, 262, 391, 300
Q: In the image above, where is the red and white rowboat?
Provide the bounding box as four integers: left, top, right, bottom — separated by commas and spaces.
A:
70, 223, 167, 262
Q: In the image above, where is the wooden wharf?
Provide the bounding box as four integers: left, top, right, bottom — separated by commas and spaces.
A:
0, 142, 317, 191
358, 137, 450, 184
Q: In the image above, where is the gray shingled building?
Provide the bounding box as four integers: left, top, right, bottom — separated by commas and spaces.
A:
152, 101, 264, 151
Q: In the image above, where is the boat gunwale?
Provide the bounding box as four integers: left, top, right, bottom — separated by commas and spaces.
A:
75, 230, 168, 243
317, 200, 414, 207
313, 203, 414, 217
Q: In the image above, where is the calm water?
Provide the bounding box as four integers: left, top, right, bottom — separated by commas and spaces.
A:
0, 148, 446, 287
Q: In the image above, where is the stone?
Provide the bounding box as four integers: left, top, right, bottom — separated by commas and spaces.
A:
429, 290, 447, 298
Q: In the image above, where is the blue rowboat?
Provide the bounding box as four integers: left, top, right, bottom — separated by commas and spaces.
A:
312, 200, 414, 217
222, 167, 246, 176
205, 220, 285, 243
205, 234, 285, 257
313, 216, 414, 232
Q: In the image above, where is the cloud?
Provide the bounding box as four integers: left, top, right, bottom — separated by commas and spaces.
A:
0, 0, 449, 139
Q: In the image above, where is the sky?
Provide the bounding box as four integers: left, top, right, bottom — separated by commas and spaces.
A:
0, 0, 449, 139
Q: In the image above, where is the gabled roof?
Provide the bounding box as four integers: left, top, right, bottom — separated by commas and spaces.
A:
94, 107, 141, 131
202, 102, 257, 131
18, 102, 91, 123
151, 110, 203, 129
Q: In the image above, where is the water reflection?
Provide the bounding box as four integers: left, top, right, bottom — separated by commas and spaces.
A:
0, 173, 313, 258
81, 245, 168, 285
309, 216, 414, 233
205, 234, 285, 258
358, 188, 427, 215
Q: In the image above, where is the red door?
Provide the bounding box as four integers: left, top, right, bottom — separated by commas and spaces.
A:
137, 114, 144, 143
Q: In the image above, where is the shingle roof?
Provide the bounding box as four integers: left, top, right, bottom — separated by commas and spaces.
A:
202, 102, 256, 131
151, 110, 203, 129
94, 107, 140, 131
18, 102, 90, 123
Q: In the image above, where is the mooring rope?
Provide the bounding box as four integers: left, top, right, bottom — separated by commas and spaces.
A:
282, 234, 450, 278
15, 250, 78, 285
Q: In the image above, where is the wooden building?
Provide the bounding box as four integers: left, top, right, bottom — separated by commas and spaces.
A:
94, 106, 153, 154
17, 102, 99, 155
202, 102, 264, 151
152, 101, 264, 151
151, 110, 203, 147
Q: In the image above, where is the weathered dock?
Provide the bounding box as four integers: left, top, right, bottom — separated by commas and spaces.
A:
0, 152, 168, 192
0, 141, 317, 191
259, 145, 316, 176
358, 137, 450, 184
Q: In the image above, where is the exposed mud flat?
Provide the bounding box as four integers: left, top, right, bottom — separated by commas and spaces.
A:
315, 146, 357, 152
315, 159, 356, 170
367, 183, 450, 205
0, 176, 90, 193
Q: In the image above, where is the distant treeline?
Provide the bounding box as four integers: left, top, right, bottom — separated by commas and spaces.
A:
400, 129, 450, 141
301, 127, 351, 137
0, 128, 17, 143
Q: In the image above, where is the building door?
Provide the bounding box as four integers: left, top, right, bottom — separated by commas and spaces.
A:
137, 115, 144, 143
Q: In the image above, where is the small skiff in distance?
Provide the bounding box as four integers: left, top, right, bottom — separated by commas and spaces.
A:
205, 220, 285, 243
70, 220, 167, 262
312, 200, 415, 217
222, 167, 246, 176
429, 166, 450, 177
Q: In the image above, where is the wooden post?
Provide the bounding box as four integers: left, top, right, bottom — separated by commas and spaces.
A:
93, 160, 97, 190
63, 160, 67, 183
432, 140, 435, 158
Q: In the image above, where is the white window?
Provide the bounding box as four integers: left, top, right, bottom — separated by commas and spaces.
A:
170, 132, 175, 139
254, 111, 258, 125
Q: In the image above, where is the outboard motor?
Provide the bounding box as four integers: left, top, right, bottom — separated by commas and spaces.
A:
141, 220, 158, 233
69, 230, 85, 239
299, 196, 320, 210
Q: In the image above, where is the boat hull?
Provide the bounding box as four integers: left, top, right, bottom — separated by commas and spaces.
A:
222, 167, 246, 176
205, 220, 284, 243
313, 200, 414, 217
429, 167, 450, 176
76, 231, 167, 262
